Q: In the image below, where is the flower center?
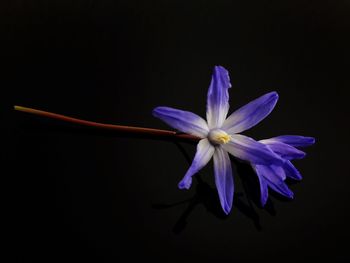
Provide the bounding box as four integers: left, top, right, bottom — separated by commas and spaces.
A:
208, 129, 231, 145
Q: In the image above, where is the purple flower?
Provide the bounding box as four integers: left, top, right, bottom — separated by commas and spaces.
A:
153, 66, 284, 214
153, 66, 286, 214
252, 136, 315, 206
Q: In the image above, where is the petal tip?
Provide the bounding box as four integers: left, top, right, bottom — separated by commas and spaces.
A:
178, 178, 192, 190
214, 65, 228, 72
292, 172, 303, 181
284, 187, 294, 199
261, 195, 268, 207
213, 65, 231, 88
288, 191, 294, 199
302, 136, 316, 146
223, 204, 232, 215
297, 151, 307, 159
309, 137, 316, 145
152, 107, 162, 117
269, 91, 279, 101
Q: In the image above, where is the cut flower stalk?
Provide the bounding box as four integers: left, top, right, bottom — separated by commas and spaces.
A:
14, 105, 200, 143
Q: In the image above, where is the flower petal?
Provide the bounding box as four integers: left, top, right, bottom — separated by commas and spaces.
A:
206, 66, 231, 129
153, 106, 209, 138
222, 91, 278, 134
213, 147, 234, 215
266, 135, 316, 148
223, 134, 284, 166
270, 164, 287, 180
252, 164, 268, 206
178, 139, 215, 189
269, 165, 286, 181
259, 140, 306, 160
255, 165, 294, 199
284, 160, 302, 180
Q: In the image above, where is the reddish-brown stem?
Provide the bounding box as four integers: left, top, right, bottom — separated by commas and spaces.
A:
14, 105, 200, 143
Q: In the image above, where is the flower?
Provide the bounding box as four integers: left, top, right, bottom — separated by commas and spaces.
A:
252, 136, 315, 206
153, 65, 286, 214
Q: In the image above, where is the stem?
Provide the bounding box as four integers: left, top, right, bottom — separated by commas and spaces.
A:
14, 105, 200, 143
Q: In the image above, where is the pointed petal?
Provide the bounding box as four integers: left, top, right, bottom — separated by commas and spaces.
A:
222, 92, 278, 134
206, 66, 232, 129
153, 106, 209, 138
222, 134, 284, 166
255, 165, 294, 199
252, 164, 268, 207
270, 164, 287, 180
259, 140, 306, 160
284, 160, 302, 180
178, 139, 215, 189
266, 135, 316, 148
213, 147, 234, 215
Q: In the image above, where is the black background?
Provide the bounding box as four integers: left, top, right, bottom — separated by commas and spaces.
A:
5, 0, 350, 262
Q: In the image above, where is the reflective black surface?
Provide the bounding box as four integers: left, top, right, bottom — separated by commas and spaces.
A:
5, 0, 350, 262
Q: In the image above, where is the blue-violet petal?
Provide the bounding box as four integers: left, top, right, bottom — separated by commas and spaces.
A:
260, 140, 306, 160
178, 139, 215, 189
255, 165, 294, 199
284, 160, 303, 180
206, 66, 231, 129
222, 91, 278, 134
267, 135, 316, 148
223, 134, 284, 166
252, 164, 269, 207
153, 106, 209, 138
213, 146, 234, 215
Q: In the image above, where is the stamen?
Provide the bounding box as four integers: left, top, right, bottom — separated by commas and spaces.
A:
208, 129, 231, 145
